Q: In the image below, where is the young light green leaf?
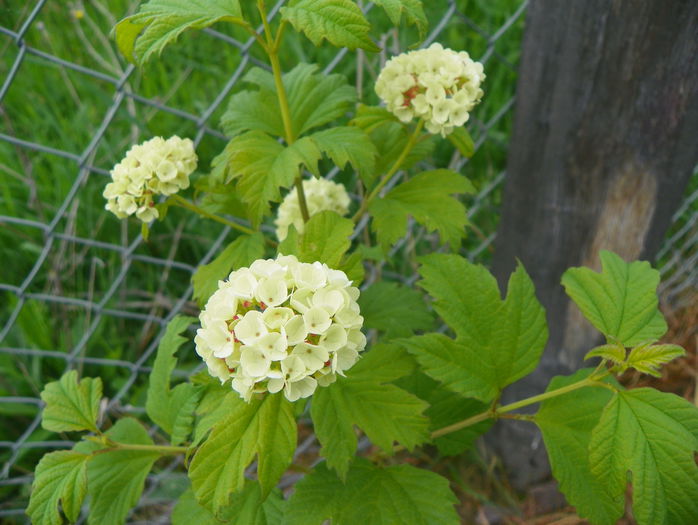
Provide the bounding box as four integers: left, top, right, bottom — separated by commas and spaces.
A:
372, 0, 428, 41
189, 393, 296, 515
284, 64, 357, 136
192, 233, 265, 307
171, 488, 222, 525
76, 417, 161, 525
286, 459, 460, 525
349, 104, 399, 133
278, 224, 300, 258
584, 343, 626, 363
114, 0, 244, 65
298, 210, 353, 268
402, 255, 548, 402
589, 389, 698, 525
358, 281, 434, 339
562, 250, 667, 346
221, 88, 285, 138
172, 484, 286, 525
40, 370, 102, 433
339, 249, 364, 285
369, 169, 475, 251
349, 109, 434, 186
226, 64, 357, 139
281, 0, 379, 52
310, 126, 377, 178
447, 126, 475, 158
626, 343, 685, 377
311, 345, 429, 477
398, 372, 492, 456
226, 483, 287, 525
536, 369, 619, 525
146, 316, 200, 445
191, 385, 235, 447
211, 131, 322, 225
27, 451, 89, 525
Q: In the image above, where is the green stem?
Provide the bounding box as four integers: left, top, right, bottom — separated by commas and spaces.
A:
351, 120, 425, 223
258, 1, 310, 224
168, 194, 260, 238
428, 373, 615, 443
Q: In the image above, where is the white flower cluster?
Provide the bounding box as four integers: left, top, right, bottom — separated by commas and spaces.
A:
275, 178, 351, 241
195, 254, 365, 402
375, 43, 485, 136
103, 136, 197, 222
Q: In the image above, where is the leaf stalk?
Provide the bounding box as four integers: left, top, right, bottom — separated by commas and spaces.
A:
168, 194, 259, 237
352, 120, 425, 223
258, 0, 311, 224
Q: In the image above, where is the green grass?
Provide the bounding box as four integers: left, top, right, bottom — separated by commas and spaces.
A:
0, 0, 526, 518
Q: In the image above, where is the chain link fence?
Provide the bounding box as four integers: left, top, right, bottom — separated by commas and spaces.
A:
0, 0, 695, 522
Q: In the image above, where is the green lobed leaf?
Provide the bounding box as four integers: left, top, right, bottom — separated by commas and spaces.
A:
402, 255, 548, 402
589, 388, 698, 525
626, 343, 685, 377
286, 458, 460, 525
351, 115, 435, 187
349, 104, 399, 133
40, 370, 102, 433
27, 451, 89, 525
189, 393, 297, 515
221, 88, 285, 139
281, 0, 379, 52
397, 371, 491, 456
284, 64, 358, 136
340, 249, 365, 285
358, 281, 434, 339
192, 233, 265, 307
172, 484, 286, 525
191, 384, 234, 447
115, 0, 244, 65
535, 369, 619, 525
76, 418, 161, 525
561, 250, 667, 346
280, 210, 362, 283
146, 315, 200, 445
221, 64, 357, 139
369, 169, 475, 251
447, 126, 475, 158
311, 344, 429, 477
227, 483, 287, 525
310, 126, 377, 178
298, 210, 354, 268
372, 0, 428, 41
211, 131, 322, 225
277, 224, 300, 258
584, 342, 626, 363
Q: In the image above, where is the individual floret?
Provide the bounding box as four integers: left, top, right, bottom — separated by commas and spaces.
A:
195, 254, 366, 402
275, 178, 351, 241
375, 43, 485, 136
103, 136, 197, 222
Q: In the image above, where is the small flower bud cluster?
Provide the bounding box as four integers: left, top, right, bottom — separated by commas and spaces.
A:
103, 136, 197, 222
195, 254, 365, 402
275, 178, 351, 241
375, 43, 485, 136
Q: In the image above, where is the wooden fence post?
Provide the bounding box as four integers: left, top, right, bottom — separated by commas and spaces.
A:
490, 0, 698, 488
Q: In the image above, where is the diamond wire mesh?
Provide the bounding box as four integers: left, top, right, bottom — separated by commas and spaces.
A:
0, 0, 694, 522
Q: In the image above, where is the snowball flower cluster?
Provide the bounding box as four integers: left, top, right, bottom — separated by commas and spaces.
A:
375, 43, 485, 136
195, 254, 365, 402
103, 136, 197, 222
275, 178, 351, 241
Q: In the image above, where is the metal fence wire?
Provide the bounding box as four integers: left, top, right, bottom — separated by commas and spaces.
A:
0, 0, 695, 522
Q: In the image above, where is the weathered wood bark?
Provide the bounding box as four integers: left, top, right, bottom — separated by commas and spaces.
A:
490, 0, 698, 488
